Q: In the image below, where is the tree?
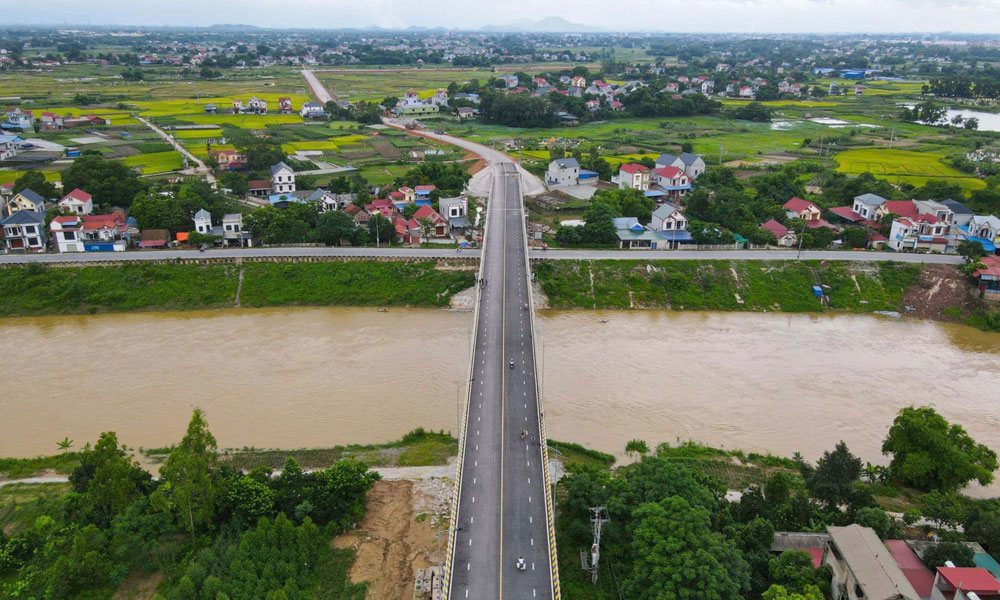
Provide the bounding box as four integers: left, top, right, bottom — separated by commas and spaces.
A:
965, 117, 980, 130
62, 155, 147, 209
150, 409, 218, 549
958, 239, 987, 263
769, 550, 822, 596
128, 193, 191, 233
732, 102, 774, 122
922, 541, 975, 568
855, 507, 892, 539
803, 441, 863, 510
13, 170, 58, 200
367, 213, 396, 246
920, 491, 964, 528
882, 406, 998, 492
314, 210, 357, 246
762, 584, 823, 600
83, 431, 151, 526
624, 497, 749, 600
841, 226, 869, 249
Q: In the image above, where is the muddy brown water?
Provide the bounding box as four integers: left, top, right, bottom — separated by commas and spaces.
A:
2, 307, 1000, 495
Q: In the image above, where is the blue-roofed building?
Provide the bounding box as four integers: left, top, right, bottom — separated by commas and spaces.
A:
840, 69, 866, 79
975, 553, 1000, 581
268, 192, 308, 208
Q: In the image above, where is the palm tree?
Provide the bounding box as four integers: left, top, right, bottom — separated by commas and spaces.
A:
56, 437, 73, 452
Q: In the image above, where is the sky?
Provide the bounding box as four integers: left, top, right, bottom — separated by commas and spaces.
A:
7, 0, 1000, 34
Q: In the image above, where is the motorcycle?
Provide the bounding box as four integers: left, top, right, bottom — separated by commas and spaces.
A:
509, 359, 515, 369
516, 557, 526, 572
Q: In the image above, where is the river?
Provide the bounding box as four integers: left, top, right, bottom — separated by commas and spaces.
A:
903, 104, 1000, 132
2, 307, 1000, 494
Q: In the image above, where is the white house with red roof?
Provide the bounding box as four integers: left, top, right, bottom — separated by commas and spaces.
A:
50, 215, 86, 252
931, 566, 1000, 600
651, 166, 691, 201
58, 188, 93, 215
760, 219, 796, 247
783, 197, 822, 221
278, 97, 293, 114
613, 163, 650, 191
888, 212, 951, 253
412, 204, 449, 238
570, 75, 586, 88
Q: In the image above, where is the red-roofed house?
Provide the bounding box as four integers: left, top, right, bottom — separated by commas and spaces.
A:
58, 188, 93, 215
932, 566, 1000, 600
49, 215, 85, 252
365, 197, 395, 217
829, 206, 866, 224
613, 163, 651, 191
760, 219, 797, 246
973, 255, 1000, 300
783, 197, 822, 222
887, 541, 935, 600
412, 204, 449, 237
651, 166, 691, 201
415, 185, 436, 198
398, 186, 415, 202
248, 179, 271, 198
888, 212, 951, 252
883, 200, 919, 220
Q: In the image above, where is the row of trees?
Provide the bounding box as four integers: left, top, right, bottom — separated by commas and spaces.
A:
0, 409, 378, 599
926, 75, 1000, 100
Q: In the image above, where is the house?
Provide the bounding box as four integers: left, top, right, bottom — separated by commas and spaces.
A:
651, 166, 691, 201
4, 188, 47, 216
278, 97, 293, 114
613, 217, 659, 249
193, 208, 213, 235
829, 206, 868, 225
656, 153, 684, 170
661, 82, 680, 93
398, 186, 416, 203
885, 540, 936, 600
456, 107, 475, 119
501, 75, 519, 89
439, 196, 470, 234
393, 91, 439, 117
454, 92, 480, 104
1, 210, 46, 252
888, 214, 951, 252
930, 567, 1000, 600
972, 255, 1000, 301
204, 103, 218, 114
346, 204, 369, 227
3, 108, 33, 132
0, 134, 23, 160
571, 75, 586, 88
824, 524, 920, 600
307, 188, 342, 212
222, 213, 251, 246
968, 215, 1000, 250
431, 89, 450, 106
941, 199, 975, 227
547, 158, 580, 186
39, 112, 63, 130
270, 162, 295, 194
415, 185, 436, 198
79, 213, 127, 250
50, 215, 87, 252
246, 96, 267, 114
57, 188, 93, 215
300, 101, 326, 119
784, 197, 822, 221
209, 149, 246, 170
613, 163, 650, 191
650, 203, 689, 233
852, 193, 888, 220
248, 179, 272, 198
412, 204, 449, 238
739, 86, 755, 98
232, 99, 243, 113
702, 80, 715, 95
138, 229, 170, 249
760, 219, 797, 246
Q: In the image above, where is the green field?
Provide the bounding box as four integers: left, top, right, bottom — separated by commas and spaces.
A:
316, 69, 495, 101
834, 147, 986, 190
121, 150, 185, 174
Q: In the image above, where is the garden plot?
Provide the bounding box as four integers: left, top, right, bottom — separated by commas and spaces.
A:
68, 136, 106, 145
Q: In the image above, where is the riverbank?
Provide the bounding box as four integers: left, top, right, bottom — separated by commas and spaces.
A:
0, 260, 476, 316
533, 258, 1000, 331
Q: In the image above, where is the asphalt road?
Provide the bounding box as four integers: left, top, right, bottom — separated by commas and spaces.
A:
449, 163, 553, 600
0, 247, 964, 264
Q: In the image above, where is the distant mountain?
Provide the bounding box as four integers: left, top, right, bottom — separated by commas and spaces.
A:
206, 23, 262, 31
481, 16, 604, 33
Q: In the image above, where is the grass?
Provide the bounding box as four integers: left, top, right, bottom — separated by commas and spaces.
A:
834, 147, 987, 191
238, 261, 475, 308
533, 260, 922, 313
0, 260, 476, 317
547, 440, 615, 470
120, 150, 184, 174
0, 263, 239, 316
0, 452, 83, 478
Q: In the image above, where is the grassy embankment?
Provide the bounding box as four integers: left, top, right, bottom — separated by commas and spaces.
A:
534, 259, 921, 313
0, 261, 475, 317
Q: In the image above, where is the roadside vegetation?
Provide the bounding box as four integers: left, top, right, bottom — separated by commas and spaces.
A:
534, 259, 921, 313
0, 260, 474, 316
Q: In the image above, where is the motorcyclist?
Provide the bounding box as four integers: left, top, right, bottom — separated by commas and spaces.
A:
509, 359, 515, 369
520, 429, 526, 440
517, 557, 526, 571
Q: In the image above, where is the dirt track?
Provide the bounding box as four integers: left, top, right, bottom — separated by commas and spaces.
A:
333, 479, 451, 600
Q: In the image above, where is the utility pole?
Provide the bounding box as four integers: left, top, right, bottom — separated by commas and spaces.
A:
583, 506, 609, 585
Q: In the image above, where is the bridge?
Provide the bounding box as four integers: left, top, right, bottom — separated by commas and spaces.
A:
441, 161, 560, 599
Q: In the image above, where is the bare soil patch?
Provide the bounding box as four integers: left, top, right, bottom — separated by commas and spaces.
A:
110, 570, 163, 600
903, 263, 978, 320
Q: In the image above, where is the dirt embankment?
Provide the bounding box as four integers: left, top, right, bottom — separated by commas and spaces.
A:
903, 263, 979, 321
333, 479, 451, 600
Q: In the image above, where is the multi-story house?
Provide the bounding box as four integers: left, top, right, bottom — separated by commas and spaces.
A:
269, 162, 296, 194
547, 158, 580, 186
57, 188, 93, 215
4, 188, 47, 217
1, 210, 46, 252
613, 164, 651, 191
651, 166, 691, 202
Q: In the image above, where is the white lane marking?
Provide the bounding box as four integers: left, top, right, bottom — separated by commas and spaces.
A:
528, 478, 531, 484
467, 563, 470, 571
529, 496, 532, 503
532, 563, 536, 571
533, 589, 537, 597
530, 516, 533, 524
531, 538, 534, 546
469, 538, 472, 546
472, 496, 475, 503
476, 430, 479, 436
474, 461, 477, 467
475, 444, 478, 450
473, 477, 476, 484
466, 590, 469, 598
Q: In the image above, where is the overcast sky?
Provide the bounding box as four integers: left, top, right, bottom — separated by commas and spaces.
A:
8, 0, 1000, 34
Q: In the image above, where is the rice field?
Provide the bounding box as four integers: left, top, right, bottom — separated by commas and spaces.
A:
720, 100, 838, 107
834, 147, 986, 190
316, 69, 494, 101
0, 170, 62, 185
604, 153, 660, 167
121, 150, 184, 174
170, 129, 224, 139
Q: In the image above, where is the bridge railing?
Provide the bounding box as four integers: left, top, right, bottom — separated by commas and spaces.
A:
441, 169, 493, 600
517, 168, 562, 600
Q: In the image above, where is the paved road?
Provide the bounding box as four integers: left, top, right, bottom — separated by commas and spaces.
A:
135, 116, 217, 184
448, 163, 554, 600
0, 247, 963, 265
301, 69, 333, 104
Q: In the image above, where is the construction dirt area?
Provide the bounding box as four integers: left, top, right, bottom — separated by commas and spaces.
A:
333, 476, 453, 600
904, 262, 981, 320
